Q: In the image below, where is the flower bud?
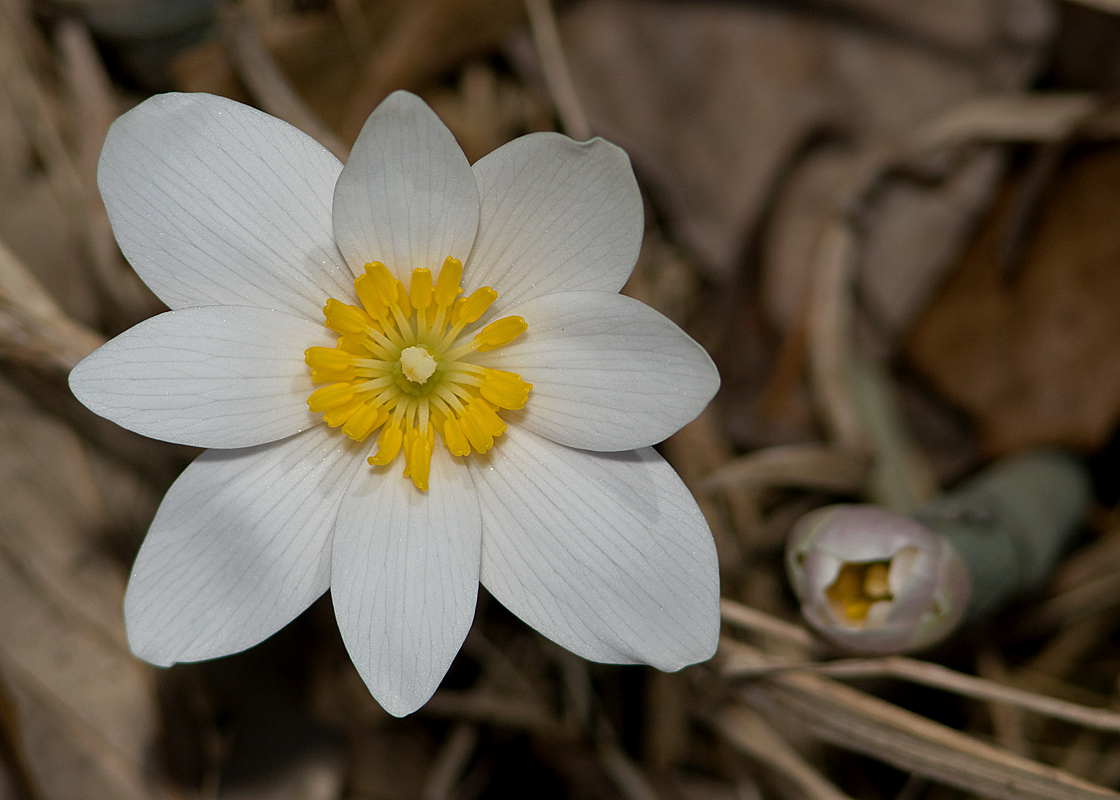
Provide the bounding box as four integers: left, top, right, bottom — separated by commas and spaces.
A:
786, 505, 970, 655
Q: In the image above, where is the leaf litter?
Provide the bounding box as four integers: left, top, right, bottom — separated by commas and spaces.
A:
5, 0, 1120, 798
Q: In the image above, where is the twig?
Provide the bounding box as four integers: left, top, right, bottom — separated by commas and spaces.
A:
0, 238, 104, 372
738, 652, 1120, 800
423, 689, 565, 737
805, 221, 867, 451
699, 443, 871, 495
711, 705, 856, 800
719, 598, 819, 651
719, 639, 1120, 736
219, 1, 349, 161
524, 0, 590, 140
1, 8, 151, 323
598, 738, 662, 800
422, 723, 479, 800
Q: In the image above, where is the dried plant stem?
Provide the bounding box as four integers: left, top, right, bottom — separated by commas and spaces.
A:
727, 639, 1120, 800
805, 221, 866, 451
912, 93, 1102, 152
524, 0, 591, 140
422, 723, 479, 800
598, 739, 661, 800
0, 238, 104, 372
719, 598, 818, 651
424, 689, 564, 736
0, 8, 150, 322
220, 2, 349, 161
743, 676, 1120, 800
976, 647, 1033, 758
712, 705, 855, 800
700, 443, 871, 496
720, 639, 1120, 736
1064, 0, 1120, 13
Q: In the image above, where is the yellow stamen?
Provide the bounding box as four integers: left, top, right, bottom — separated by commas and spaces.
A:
410, 268, 433, 312
308, 256, 532, 491
442, 416, 470, 457
826, 559, 895, 624
369, 420, 403, 465
480, 369, 532, 410
308, 382, 356, 413
473, 316, 527, 351
434, 257, 462, 307
453, 287, 497, 326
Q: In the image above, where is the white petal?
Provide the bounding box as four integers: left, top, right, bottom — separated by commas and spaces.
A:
477, 292, 720, 450
465, 134, 643, 315
124, 425, 363, 665
98, 93, 353, 317
331, 449, 481, 716
333, 91, 479, 279
472, 427, 720, 669
68, 306, 331, 448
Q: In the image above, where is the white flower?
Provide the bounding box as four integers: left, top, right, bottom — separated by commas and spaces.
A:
69, 91, 721, 716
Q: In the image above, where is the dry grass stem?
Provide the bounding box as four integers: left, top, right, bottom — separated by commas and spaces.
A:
711, 704, 856, 800
699, 444, 871, 496
737, 651, 1120, 800
423, 689, 566, 737
421, 722, 480, 800
221, 2, 350, 160
524, 0, 590, 141
1063, 0, 1120, 14
805, 222, 866, 451
720, 639, 1120, 737
719, 598, 819, 651
912, 93, 1102, 152
598, 739, 662, 800
0, 238, 104, 372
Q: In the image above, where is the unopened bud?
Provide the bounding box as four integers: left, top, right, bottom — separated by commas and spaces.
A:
786, 505, 970, 655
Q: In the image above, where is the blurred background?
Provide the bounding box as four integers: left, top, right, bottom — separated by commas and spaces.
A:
4, 0, 1120, 797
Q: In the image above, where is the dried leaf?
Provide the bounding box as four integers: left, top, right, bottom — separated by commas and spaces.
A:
552, 0, 1049, 280
0, 378, 159, 800
906, 146, 1120, 454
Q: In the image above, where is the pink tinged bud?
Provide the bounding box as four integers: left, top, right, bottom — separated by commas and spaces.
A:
786, 505, 971, 655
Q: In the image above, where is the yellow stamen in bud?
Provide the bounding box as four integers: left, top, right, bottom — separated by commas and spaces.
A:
306, 257, 533, 491
826, 560, 894, 623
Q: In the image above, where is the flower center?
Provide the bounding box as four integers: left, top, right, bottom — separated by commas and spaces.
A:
305, 257, 532, 492
399, 346, 437, 384
825, 559, 894, 624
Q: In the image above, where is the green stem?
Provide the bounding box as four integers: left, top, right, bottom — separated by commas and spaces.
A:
912, 451, 1092, 621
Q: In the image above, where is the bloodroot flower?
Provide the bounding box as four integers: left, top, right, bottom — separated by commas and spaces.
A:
69, 91, 721, 715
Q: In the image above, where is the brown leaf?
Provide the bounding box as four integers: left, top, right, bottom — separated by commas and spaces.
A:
906, 146, 1120, 454
552, 0, 1050, 282
0, 378, 160, 800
